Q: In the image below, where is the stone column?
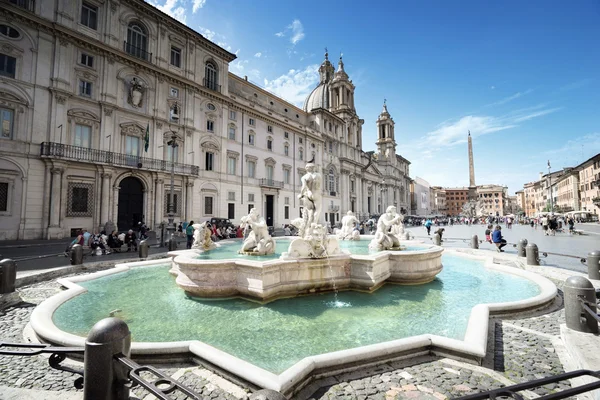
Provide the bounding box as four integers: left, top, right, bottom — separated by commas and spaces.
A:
49, 168, 63, 227
155, 179, 164, 227
185, 181, 194, 221
112, 184, 120, 230
100, 173, 112, 224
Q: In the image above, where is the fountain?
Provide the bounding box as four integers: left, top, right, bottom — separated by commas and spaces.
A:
166, 160, 445, 302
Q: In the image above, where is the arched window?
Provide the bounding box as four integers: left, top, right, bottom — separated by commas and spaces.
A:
205, 61, 218, 91
126, 22, 148, 60
328, 168, 335, 194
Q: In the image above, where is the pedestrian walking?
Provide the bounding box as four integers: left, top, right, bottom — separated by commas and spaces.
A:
186, 220, 194, 249
424, 218, 433, 235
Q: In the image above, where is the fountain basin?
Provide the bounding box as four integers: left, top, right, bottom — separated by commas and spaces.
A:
168, 238, 443, 301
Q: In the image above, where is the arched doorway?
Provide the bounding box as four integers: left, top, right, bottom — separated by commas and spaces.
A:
118, 177, 144, 231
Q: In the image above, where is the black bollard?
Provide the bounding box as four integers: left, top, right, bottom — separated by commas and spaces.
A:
564, 276, 599, 334
138, 239, 149, 259
586, 250, 600, 280
471, 235, 479, 249
526, 243, 539, 266
0, 259, 17, 294
70, 244, 83, 265
517, 239, 528, 257
84, 318, 131, 399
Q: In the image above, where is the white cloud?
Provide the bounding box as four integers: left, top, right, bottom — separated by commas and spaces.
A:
197, 27, 216, 41
263, 64, 320, 107
490, 86, 495, 90
424, 115, 517, 148
192, 0, 206, 13
254, 52, 262, 58
148, 0, 187, 24
274, 19, 305, 45
512, 107, 562, 122
229, 59, 249, 75
485, 88, 534, 107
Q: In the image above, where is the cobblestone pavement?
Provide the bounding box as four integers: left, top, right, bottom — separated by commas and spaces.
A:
0, 267, 586, 400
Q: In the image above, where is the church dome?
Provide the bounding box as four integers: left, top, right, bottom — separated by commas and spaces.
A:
303, 82, 330, 112
303, 50, 335, 112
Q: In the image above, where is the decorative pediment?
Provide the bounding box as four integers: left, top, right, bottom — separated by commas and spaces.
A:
227, 150, 240, 159
0, 91, 27, 106
67, 108, 99, 122
264, 157, 276, 166
163, 131, 183, 142
0, 42, 24, 55
120, 122, 146, 137
282, 164, 292, 170
245, 154, 258, 161
200, 140, 220, 152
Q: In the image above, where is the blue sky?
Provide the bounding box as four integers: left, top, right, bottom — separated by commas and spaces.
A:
147, 0, 600, 195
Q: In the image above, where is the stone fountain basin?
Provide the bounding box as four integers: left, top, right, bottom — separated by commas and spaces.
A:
168, 238, 444, 302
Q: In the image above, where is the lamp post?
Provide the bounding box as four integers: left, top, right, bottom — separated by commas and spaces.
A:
547, 161, 553, 212
166, 131, 179, 238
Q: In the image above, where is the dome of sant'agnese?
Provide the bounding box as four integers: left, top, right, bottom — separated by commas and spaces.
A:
302, 51, 336, 112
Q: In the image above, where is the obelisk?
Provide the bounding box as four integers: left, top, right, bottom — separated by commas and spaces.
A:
467, 131, 477, 200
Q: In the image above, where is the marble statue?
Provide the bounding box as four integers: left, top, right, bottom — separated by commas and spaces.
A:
239, 208, 274, 255
192, 222, 216, 251
284, 159, 341, 259
298, 159, 322, 230
337, 210, 360, 240
369, 206, 404, 251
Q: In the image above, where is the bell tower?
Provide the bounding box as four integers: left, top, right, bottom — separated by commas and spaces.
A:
376, 99, 396, 160
330, 55, 355, 111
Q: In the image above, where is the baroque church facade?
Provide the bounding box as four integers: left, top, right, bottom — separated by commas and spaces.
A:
0, 0, 411, 240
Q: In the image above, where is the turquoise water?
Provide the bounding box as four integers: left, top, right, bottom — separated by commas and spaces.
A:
53, 254, 541, 374
195, 238, 427, 260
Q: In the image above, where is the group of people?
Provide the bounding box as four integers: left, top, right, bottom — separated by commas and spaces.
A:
65, 228, 140, 256
484, 224, 507, 252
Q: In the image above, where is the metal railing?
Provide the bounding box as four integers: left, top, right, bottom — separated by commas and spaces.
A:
452, 369, 600, 400
258, 178, 284, 189
0, 318, 282, 400
123, 41, 152, 62
41, 142, 199, 176
203, 78, 221, 93
3, 0, 35, 11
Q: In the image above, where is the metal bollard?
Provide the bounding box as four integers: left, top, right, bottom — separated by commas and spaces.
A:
586, 250, 600, 281
0, 259, 17, 294
168, 234, 177, 251
249, 389, 287, 400
84, 317, 131, 400
526, 243, 539, 266
138, 239, 149, 259
564, 276, 599, 334
433, 233, 441, 246
517, 238, 528, 257
471, 235, 479, 249
70, 244, 84, 265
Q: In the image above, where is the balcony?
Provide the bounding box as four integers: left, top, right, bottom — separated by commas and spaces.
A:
3, 0, 34, 11
40, 142, 199, 176
329, 191, 337, 196
328, 205, 340, 212
258, 178, 283, 189
124, 41, 152, 63
203, 78, 221, 93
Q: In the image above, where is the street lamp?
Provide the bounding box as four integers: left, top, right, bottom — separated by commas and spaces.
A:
166, 130, 179, 239
547, 160, 554, 212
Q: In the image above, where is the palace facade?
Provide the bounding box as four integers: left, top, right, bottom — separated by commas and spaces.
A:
0, 0, 411, 240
